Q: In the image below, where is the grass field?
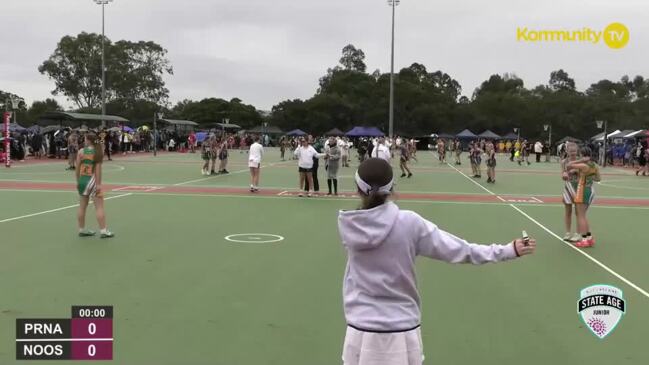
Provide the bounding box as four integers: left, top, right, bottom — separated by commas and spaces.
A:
1, 148, 648, 364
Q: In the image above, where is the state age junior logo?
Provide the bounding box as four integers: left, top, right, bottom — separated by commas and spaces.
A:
578, 285, 626, 339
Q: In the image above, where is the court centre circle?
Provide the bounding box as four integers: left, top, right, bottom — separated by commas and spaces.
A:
224, 233, 285, 243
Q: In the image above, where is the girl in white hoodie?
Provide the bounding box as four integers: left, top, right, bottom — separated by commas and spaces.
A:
337, 158, 536, 365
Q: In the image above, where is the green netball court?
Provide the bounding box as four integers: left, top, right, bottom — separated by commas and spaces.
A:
1, 149, 648, 364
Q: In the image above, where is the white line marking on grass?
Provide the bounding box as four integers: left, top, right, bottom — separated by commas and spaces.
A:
0, 168, 234, 224
0, 193, 132, 224
112, 185, 164, 192
0, 165, 125, 175
597, 182, 649, 191
508, 203, 649, 299
447, 163, 649, 300
224, 233, 284, 243
106, 190, 649, 210
172, 161, 288, 186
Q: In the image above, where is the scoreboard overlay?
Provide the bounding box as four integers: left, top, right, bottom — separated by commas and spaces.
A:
16, 306, 113, 361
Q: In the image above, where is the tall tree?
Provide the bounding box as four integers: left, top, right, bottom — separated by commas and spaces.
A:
25, 99, 64, 124
38, 32, 173, 109
339, 44, 367, 73
549, 69, 576, 92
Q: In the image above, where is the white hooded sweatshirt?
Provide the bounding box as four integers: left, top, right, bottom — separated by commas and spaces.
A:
338, 201, 517, 332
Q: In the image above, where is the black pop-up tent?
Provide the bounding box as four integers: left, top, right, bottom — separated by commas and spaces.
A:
455, 129, 477, 139
325, 128, 345, 136
285, 129, 308, 136
478, 130, 501, 139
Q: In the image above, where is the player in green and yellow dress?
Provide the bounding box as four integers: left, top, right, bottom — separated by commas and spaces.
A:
565, 147, 600, 248
75, 132, 114, 238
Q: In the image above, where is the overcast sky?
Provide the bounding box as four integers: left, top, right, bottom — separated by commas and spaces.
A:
1, 0, 646, 110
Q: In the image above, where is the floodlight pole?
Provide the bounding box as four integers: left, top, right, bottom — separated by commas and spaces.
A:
94, 0, 113, 127
388, 0, 400, 139
599, 120, 608, 167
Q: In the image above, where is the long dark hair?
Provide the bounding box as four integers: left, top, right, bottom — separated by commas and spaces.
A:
580, 146, 593, 159
85, 132, 104, 163
357, 158, 393, 210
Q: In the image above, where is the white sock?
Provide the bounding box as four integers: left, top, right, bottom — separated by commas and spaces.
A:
100, 228, 108, 234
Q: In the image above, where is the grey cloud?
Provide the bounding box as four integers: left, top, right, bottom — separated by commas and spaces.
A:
1, 0, 645, 110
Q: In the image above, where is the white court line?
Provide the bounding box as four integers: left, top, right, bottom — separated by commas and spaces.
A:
531, 196, 544, 203
4, 188, 649, 210
172, 161, 288, 186
0, 193, 132, 224
0, 161, 285, 224
2, 178, 647, 200
597, 181, 649, 191
447, 163, 649, 300
0, 164, 256, 224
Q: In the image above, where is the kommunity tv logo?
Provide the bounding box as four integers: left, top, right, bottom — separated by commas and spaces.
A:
517, 22, 629, 49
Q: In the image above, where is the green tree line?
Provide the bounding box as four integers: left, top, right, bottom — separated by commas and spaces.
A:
5, 37, 649, 140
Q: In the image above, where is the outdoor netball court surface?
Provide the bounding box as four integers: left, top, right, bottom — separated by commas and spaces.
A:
1, 149, 648, 364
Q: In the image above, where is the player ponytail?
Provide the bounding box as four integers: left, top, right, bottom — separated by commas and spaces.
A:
85, 132, 104, 163
356, 158, 394, 210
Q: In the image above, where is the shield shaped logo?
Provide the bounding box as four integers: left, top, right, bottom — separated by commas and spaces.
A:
578, 284, 626, 339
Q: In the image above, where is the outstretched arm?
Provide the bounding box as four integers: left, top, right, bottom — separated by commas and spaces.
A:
416, 220, 535, 264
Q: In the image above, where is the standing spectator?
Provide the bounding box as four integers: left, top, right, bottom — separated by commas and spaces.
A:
279, 137, 287, 161
371, 136, 391, 161
636, 142, 648, 176
209, 135, 219, 175
31, 132, 43, 159
201, 141, 211, 175
534, 141, 543, 163
486, 141, 496, 183
248, 136, 264, 192
325, 136, 341, 195
294, 137, 322, 197
310, 136, 323, 193
218, 139, 229, 174
399, 140, 413, 178
437, 138, 446, 164
133, 131, 141, 152
188, 131, 197, 153
120, 129, 128, 155
341, 138, 350, 167
67, 131, 79, 170
470, 142, 482, 178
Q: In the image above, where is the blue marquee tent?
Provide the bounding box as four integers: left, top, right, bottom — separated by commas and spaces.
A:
345, 126, 384, 137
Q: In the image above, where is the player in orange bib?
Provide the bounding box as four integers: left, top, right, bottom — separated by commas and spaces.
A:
75, 132, 114, 238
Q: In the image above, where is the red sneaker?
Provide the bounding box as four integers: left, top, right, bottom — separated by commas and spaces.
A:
575, 238, 594, 248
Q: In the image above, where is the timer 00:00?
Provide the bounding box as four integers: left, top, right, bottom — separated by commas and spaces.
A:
78, 308, 106, 318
